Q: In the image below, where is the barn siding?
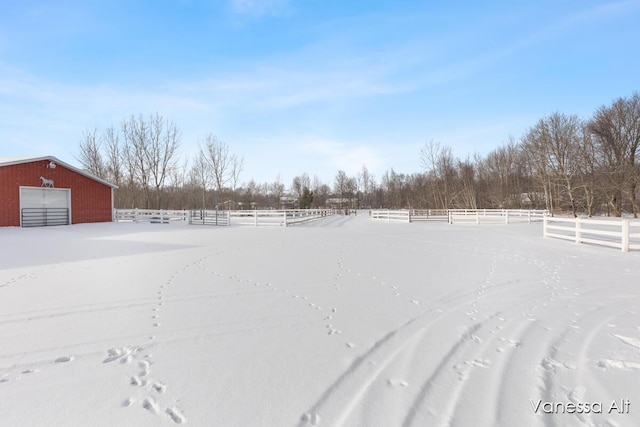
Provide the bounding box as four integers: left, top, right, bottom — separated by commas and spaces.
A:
0, 160, 112, 227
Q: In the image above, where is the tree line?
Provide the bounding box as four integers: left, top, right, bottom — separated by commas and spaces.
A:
78, 92, 640, 217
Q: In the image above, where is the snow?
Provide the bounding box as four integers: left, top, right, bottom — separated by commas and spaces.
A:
1, 214, 639, 426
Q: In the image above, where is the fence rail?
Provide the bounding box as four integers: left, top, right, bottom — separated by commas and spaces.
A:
113, 209, 189, 223
371, 210, 412, 222
370, 209, 547, 224
113, 208, 334, 227
448, 209, 548, 224
543, 216, 640, 252
228, 209, 334, 226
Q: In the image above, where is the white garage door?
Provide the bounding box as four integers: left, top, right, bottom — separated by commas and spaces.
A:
19, 186, 71, 227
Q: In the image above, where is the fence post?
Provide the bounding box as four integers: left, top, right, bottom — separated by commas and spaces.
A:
255, 209, 258, 227
283, 211, 287, 227
543, 214, 548, 238
187, 210, 192, 225
408, 209, 412, 223
575, 218, 581, 244
134, 208, 139, 223
505, 210, 509, 224
622, 219, 630, 252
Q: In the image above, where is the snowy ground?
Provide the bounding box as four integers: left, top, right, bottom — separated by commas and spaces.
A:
1, 213, 639, 427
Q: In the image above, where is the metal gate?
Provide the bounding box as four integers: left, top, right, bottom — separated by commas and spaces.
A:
189, 210, 230, 226
21, 208, 70, 227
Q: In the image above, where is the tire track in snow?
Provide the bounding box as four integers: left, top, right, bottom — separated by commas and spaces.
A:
296, 238, 590, 427
296, 276, 539, 427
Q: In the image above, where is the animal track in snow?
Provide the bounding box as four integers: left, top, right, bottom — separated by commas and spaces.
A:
165, 406, 186, 423
152, 382, 166, 393
104, 346, 141, 363
142, 396, 160, 414
54, 355, 74, 363
301, 412, 321, 426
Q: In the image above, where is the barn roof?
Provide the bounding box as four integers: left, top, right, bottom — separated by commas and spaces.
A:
0, 155, 118, 189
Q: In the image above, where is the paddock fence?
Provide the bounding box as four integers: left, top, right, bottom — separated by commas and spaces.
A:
543, 216, 640, 252
370, 209, 547, 224
228, 209, 334, 226
113, 209, 189, 223
113, 209, 334, 227
448, 209, 548, 224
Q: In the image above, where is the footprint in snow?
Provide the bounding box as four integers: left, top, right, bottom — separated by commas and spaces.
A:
166, 406, 186, 424
54, 355, 74, 363
130, 376, 146, 386
142, 396, 160, 414
301, 412, 321, 426
152, 382, 166, 393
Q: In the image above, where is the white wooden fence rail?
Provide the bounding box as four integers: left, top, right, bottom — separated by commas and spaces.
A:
370, 209, 547, 224
448, 209, 548, 224
114, 209, 334, 227
113, 209, 189, 223
543, 216, 640, 252
228, 209, 334, 226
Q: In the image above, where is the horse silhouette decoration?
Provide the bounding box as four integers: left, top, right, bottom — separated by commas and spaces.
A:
40, 176, 54, 188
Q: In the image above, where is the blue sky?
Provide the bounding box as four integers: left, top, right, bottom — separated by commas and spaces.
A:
1, 0, 639, 186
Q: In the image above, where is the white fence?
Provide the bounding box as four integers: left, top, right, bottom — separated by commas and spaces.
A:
113, 209, 189, 223
370, 209, 449, 222
113, 208, 334, 227
228, 209, 334, 226
371, 210, 412, 222
543, 216, 640, 252
371, 209, 547, 224
448, 209, 548, 224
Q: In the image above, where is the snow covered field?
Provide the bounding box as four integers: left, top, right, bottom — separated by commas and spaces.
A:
1, 213, 639, 427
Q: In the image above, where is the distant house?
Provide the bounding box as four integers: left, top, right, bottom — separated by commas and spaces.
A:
0, 156, 117, 227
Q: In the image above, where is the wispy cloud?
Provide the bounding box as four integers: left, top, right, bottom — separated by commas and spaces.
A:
229, 0, 290, 17
300, 138, 384, 178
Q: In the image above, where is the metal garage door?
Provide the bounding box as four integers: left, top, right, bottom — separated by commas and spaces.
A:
19, 187, 71, 227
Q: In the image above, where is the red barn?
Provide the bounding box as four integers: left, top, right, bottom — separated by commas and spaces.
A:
0, 156, 117, 227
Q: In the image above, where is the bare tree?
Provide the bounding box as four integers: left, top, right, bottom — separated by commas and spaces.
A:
420, 140, 456, 209
589, 92, 640, 217
269, 175, 285, 208
77, 129, 107, 179
146, 114, 181, 209
203, 134, 230, 194
334, 170, 349, 208
291, 173, 310, 206
230, 154, 244, 193
122, 115, 152, 208
190, 148, 211, 209
358, 164, 373, 208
